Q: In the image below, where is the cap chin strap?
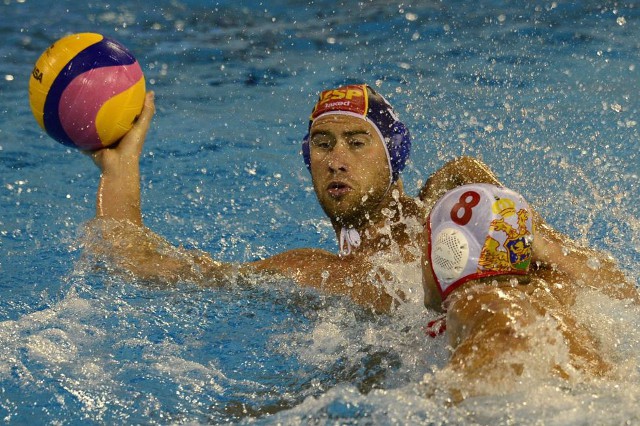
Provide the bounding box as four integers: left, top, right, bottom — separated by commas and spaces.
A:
339, 226, 361, 257
338, 176, 396, 257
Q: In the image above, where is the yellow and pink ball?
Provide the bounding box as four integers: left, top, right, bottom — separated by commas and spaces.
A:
29, 33, 145, 151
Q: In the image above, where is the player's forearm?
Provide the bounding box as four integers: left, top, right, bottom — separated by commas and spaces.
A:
96, 160, 142, 225
92, 91, 155, 226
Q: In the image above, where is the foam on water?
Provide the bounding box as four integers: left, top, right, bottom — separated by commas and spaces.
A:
258, 290, 640, 425
3, 255, 639, 424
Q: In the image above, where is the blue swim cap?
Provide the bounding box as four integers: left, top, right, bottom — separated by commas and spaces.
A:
301, 84, 411, 182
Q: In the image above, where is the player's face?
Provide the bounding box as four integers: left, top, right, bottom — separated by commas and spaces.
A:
308, 114, 391, 228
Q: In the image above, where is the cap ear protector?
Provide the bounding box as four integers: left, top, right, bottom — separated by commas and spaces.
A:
301, 84, 411, 182
387, 120, 411, 182
302, 131, 311, 170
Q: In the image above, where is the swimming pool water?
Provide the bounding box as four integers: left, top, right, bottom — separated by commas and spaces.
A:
1, 0, 639, 424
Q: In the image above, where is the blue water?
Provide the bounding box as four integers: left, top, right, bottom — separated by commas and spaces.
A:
1, 0, 639, 424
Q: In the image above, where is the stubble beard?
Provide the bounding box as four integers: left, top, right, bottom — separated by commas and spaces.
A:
318, 185, 389, 230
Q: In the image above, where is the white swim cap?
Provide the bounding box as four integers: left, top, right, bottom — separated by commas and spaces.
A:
426, 184, 534, 300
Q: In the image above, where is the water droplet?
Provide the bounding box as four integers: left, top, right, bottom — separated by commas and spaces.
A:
587, 258, 601, 270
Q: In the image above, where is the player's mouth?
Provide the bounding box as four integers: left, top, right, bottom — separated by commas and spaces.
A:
326, 181, 352, 199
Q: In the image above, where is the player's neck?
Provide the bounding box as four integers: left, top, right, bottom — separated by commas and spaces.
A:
332, 185, 423, 257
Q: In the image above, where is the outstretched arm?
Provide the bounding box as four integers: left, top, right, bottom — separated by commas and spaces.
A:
85, 92, 229, 283
84, 94, 393, 312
